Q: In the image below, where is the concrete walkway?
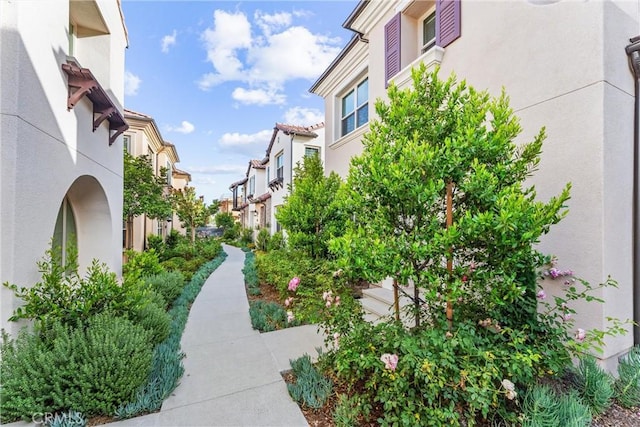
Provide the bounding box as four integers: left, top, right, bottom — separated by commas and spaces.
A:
109, 244, 325, 426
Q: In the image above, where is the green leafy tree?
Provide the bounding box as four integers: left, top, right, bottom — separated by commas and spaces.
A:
331, 65, 571, 329
171, 186, 213, 243
276, 154, 344, 258
214, 212, 235, 231
123, 151, 172, 249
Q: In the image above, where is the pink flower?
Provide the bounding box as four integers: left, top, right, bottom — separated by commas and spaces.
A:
333, 332, 340, 348
548, 268, 560, 279
288, 277, 300, 292
461, 275, 468, 283
537, 290, 546, 300
562, 313, 572, 322
284, 297, 294, 307
380, 353, 399, 371
325, 301, 332, 308
287, 310, 295, 323
575, 328, 586, 342
335, 296, 341, 306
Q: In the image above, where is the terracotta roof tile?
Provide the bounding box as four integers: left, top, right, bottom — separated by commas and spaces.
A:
229, 177, 248, 189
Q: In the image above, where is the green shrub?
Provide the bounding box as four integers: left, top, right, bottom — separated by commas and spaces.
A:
287, 354, 333, 409
557, 390, 592, 427
240, 227, 254, 246
268, 231, 286, 251
522, 384, 560, 427
147, 234, 164, 253
333, 393, 371, 427
144, 271, 185, 308
0, 314, 153, 421
570, 355, 614, 415
4, 247, 146, 329
614, 345, 640, 408
162, 256, 186, 272
255, 228, 270, 252
131, 300, 171, 345
123, 249, 164, 280
249, 301, 290, 332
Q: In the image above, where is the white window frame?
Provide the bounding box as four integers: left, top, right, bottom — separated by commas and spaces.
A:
275, 152, 284, 179
421, 10, 436, 54
249, 175, 255, 196
340, 77, 368, 137
123, 135, 131, 154
305, 146, 320, 158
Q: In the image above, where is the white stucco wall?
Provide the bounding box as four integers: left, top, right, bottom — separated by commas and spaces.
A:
0, 0, 127, 336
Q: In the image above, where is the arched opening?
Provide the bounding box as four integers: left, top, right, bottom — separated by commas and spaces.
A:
55, 175, 114, 274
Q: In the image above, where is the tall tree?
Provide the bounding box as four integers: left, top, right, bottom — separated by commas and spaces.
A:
123, 151, 172, 249
331, 65, 570, 327
171, 186, 214, 243
276, 154, 344, 258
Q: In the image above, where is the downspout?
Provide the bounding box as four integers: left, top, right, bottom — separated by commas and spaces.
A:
625, 36, 640, 345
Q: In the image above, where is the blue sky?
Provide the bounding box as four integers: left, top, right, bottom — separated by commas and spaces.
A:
122, 1, 357, 202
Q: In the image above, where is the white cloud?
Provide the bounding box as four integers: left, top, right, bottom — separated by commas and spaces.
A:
191, 175, 218, 186
198, 10, 252, 90
198, 9, 342, 97
124, 71, 141, 96
232, 87, 286, 106
254, 10, 292, 35
283, 107, 324, 126
219, 129, 272, 148
161, 30, 177, 53
167, 121, 195, 134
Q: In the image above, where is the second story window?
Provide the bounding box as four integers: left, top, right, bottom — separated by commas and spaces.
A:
123, 135, 131, 154
341, 78, 368, 137
276, 153, 284, 180
305, 147, 320, 158
422, 12, 436, 53
249, 176, 255, 196
166, 161, 172, 185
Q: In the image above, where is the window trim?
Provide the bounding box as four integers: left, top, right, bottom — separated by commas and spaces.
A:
421, 11, 436, 54
340, 77, 369, 137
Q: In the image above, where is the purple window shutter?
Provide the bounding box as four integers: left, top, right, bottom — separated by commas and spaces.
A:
436, 0, 461, 48
384, 13, 401, 87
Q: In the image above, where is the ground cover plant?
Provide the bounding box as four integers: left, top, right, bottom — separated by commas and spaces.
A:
312, 65, 631, 425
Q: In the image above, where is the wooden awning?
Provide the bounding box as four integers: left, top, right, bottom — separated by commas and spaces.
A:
62, 62, 128, 146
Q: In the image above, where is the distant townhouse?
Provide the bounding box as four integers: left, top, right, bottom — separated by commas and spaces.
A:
123, 109, 191, 251
311, 0, 638, 368
229, 122, 325, 236
0, 0, 129, 335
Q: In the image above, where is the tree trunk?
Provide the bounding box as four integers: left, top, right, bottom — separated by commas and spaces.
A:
191, 222, 196, 243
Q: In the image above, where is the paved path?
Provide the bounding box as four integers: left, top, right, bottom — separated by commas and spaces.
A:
108, 244, 324, 426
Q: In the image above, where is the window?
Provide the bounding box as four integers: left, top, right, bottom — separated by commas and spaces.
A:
305, 147, 320, 158
267, 166, 270, 183
68, 21, 77, 56
249, 176, 255, 196
341, 78, 368, 137
276, 153, 284, 179
157, 220, 163, 237
274, 205, 282, 232
422, 12, 436, 53
166, 161, 172, 185
53, 197, 77, 268
123, 135, 131, 154
148, 146, 156, 174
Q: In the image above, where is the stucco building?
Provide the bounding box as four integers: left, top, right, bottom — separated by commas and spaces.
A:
123, 109, 191, 251
1, 0, 128, 335
311, 0, 638, 368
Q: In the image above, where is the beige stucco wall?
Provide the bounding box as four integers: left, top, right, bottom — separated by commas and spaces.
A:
316, 0, 638, 365
1, 0, 127, 336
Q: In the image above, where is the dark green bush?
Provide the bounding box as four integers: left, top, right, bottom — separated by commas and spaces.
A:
4, 247, 146, 329
557, 390, 592, 427
268, 231, 286, 251
240, 227, 254, 246
249, 300, 290, 332
255, 228, 270, 252
522, 384, 560, 427
147, 234, 164, 253
0, 314, 153, 421
123, 249, 164, 280
144, 271, 185, 308
131, 300, 171, 345
161, 256, 186, 273
287, 354, 333, 409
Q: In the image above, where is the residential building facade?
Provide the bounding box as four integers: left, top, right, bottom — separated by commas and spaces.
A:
311, 0, 638, 368
0, 0, 128, 335
123, 109, 190, 251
